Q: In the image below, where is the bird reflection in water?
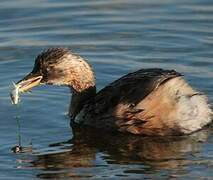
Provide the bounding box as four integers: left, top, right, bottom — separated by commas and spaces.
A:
16, 125, 212, 179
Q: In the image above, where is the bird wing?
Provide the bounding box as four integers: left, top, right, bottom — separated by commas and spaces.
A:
94, 68, 182, 113
82, 68, 182, 132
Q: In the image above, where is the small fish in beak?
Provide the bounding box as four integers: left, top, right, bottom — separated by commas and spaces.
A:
10, 82, 20, 105
10, 74, 43, 105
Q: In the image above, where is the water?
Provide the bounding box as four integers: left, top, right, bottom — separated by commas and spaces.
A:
0, 0, 212, 179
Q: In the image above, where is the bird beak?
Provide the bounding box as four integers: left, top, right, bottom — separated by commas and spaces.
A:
16, 73, 43, 93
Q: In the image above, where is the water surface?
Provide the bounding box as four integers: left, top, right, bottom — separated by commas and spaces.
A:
0, 0, 212, 179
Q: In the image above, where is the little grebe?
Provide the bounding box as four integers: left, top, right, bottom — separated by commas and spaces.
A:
12, 48, 212, 136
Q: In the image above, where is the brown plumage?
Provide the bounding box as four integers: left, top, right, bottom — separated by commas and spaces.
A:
12, 48, 213, 136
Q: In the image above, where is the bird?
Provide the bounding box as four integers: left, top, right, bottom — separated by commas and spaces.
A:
12, 47, 212, 136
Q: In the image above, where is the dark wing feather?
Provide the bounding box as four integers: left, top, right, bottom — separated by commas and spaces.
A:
81, 68, 182, 131
93, 68, 182, 114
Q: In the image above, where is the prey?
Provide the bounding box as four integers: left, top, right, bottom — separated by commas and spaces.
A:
10, 82, 20, 105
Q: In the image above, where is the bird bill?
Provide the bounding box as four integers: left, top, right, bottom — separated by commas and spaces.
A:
10, 75, 42, 105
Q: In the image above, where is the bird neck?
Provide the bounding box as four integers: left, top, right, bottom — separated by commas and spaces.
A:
69, 85, 96, 120
65, 54, 97, 120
